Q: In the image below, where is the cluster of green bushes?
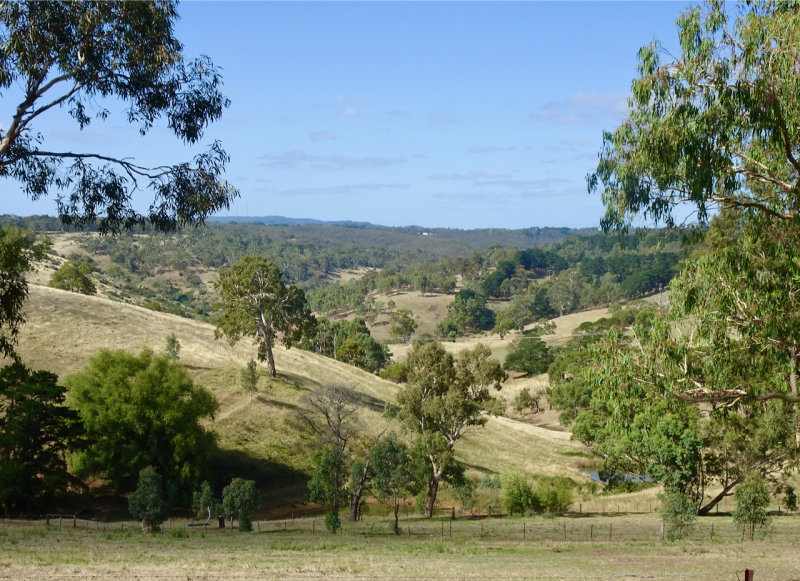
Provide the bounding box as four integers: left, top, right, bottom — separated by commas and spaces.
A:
501, 472, 575, 516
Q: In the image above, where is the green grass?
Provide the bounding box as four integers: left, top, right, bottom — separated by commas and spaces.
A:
2, 513, 799, 580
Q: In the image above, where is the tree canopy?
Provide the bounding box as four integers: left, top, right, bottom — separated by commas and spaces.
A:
396, 341, 506, 517
0, 227, 50, 360
66, 349, 218, 500
214, 256, 314, 377
49, 259, 97, 295
0, 363, 84, 513
0, 2, 237, 232
588, 0, 800, 231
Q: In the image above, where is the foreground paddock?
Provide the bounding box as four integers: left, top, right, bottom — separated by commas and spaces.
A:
2, 513, 800, 580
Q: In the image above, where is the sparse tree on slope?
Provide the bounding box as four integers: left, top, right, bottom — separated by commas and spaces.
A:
214, 256, 314, 377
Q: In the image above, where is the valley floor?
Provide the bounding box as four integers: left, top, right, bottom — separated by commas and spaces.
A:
2, 513, 800, 580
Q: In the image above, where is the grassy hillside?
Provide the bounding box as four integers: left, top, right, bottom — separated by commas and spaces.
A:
11, 284, 600, 509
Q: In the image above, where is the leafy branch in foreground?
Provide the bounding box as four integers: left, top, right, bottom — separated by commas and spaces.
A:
0, 2, 237, 232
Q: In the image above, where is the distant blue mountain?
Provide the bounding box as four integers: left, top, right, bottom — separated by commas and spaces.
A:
208, 215, 375, 227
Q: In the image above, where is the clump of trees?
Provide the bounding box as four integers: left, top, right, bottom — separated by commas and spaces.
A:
501, 472, 574, 516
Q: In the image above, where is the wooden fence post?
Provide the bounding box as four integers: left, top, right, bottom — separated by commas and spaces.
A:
744, 569, 754, 581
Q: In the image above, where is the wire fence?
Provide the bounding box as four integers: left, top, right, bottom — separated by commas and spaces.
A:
3, 509, 799, 544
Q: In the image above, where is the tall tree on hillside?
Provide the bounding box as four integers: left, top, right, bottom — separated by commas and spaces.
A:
214, 256, 314, 377
0, 2, 236, 233
397, 342, 506, 517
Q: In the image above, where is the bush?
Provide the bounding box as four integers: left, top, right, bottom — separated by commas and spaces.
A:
536, 476, 574, 514
733, 472, 771, 541
128, 466, 166, 533
379, 362, 408, 384
324, 512, 341, 534
501, 472, 539, 516
221, 478, 260, 532
659, 489, 697, 541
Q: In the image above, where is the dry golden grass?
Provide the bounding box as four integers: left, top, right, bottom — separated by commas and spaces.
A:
12, 284, 595, 486
3, 513, 800, 581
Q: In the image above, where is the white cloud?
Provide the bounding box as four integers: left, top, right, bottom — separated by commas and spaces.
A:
530, 92, 628, 126
259, 151, 407, 171
309, 131, 337, 142
274, 182, 409, 197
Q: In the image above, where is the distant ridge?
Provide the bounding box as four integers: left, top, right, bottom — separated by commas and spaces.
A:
208, 215, 375, 227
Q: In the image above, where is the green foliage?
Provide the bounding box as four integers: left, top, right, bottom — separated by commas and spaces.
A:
536, 476, 574, 514
504, 337, 553, 376
128, 467, 166, 533
49, 259, 97, 295
389, 309, 418, 343
221, 478, 260, 532
0, 227, 51, 360
192, 481, 218, 522
398, 342, 506, 517
0, 2, 236, 233
308, 444, 347, 514
379, 362, 408, 384
511, 387, 543, 414
324, 512, 341, 534
501, 472, 538, 516
436, 289, 495, 338
733, 472, 772, 541
66, 349, 218, 499
589, 1, 800, 231
165, 333, 181, 360
302, 317, 389, 373
0, 363, 84, 513
370, 434, 416, 533
214, 256, 314, 377
659, 490, 697, 541
782, 486, 798, 513
240, 360, 259, 398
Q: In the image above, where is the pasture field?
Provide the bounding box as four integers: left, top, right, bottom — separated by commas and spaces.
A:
2, 513, 799, 581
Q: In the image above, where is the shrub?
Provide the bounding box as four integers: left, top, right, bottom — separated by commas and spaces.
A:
659, 489, 697, 541
501, 472, 539, 516
324, 512, 341, 534
733, 472, 771, 541
128, 466, 166, 533
536, 476, 574, 514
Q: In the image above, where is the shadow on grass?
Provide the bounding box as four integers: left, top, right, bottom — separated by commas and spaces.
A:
211, 448, 309, 508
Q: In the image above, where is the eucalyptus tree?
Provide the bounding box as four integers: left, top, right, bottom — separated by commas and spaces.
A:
0, 1, 236, 233
396, 342, 506, 517
214, 256, 314, 377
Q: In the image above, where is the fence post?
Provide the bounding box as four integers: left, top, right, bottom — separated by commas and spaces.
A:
590, 524, 593, 541
73, 515, 76, 528
609, 523, 612, 541
449, 521, 452, 539
710, 523, 714, 541
563, 522, 567, 540
744, 569, 754, 581
523, 521, 526, 540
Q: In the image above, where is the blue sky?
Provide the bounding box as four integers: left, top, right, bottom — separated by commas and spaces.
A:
3, 1, 690, 229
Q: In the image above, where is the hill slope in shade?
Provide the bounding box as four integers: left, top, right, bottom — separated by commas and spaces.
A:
11, 285, 597, 499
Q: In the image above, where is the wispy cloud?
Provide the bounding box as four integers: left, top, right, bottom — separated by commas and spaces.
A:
428, 170, 511, 181
274, 182, 409, 197
309, 131, 337, 142
467, 145, 515, 154
259, 151, 407, 171
530, 92, 628, 126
